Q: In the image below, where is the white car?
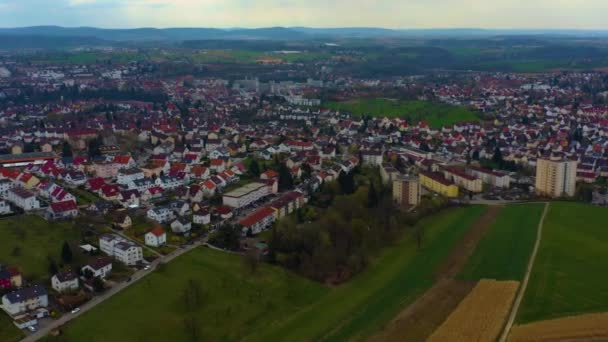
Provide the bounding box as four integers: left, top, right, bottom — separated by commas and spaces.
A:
144, 265, 151, 270
71, 308, 81, 314
27, 326, 37, 332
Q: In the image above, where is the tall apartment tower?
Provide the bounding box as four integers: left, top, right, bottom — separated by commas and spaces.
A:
393, 177, 421, 209
535, 158, 577, 198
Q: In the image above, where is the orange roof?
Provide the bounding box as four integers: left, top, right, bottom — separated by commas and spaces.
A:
210, 159, 224, 166
262, 170, 278, 178
113, 155, 131, 164
239, 207, 275, 227
148, 227, 166, 237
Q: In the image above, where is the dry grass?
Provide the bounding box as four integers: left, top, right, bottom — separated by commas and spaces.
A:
509, 312, 608, 342
428, 279, 519, 342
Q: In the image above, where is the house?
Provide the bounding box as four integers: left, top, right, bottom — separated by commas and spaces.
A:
0, 200, 11, 215
1, 285, 48, 316
99, 234, 143, 266
110, 210, 132, 229
145, 227, 167, 247
3, 187, 40, 211
46, 200, 79, 220
81, 258, 112, 279
63, 170, 87, 187
419, 172, 459, 198
117, 168, 145, 186
0, 267, 22, 289
51, 271, 79, 293
209, 159, 226, 172
112, 155, 135, 169
147, 206, 175, 224
361, 150, 383, 166
260, 170, 279, 180
118, 189, 140, 208
91, 161, 119, 179
171, 217, 192, 234
99, 184, 120, 201
193, 210, 211, 225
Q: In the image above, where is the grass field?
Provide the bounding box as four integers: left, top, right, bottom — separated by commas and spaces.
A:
324, 98, 479, 128
517, 202, 608, 323
459, 204, 545, 281
46, 205, 487, 341
0, 215, 81, 282
0, 313, 22, 342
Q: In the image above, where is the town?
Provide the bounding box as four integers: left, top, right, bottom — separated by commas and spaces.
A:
0, 30, 608, 341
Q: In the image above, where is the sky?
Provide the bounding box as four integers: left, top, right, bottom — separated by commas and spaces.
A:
1, 0, 608, 29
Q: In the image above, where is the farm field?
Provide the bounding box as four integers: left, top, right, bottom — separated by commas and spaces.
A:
370, 205, 501, 342
428, 279, 519, 342
46, 205, 487, 342
509, 312, 608, 341
254, 205, 488, 342
459, 203, 545, 281
0, 215, 81, 282
517, 202, 608, 323
324, 98, 479, 128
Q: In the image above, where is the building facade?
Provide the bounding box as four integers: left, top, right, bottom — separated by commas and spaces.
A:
392, 177, 421, 208
535, 158, 577, 198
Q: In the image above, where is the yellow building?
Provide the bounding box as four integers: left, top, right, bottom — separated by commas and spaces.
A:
393, 177, 421, 208
419, 171, 459, 198
535, 158, 577, 198
443, 168, 483, 193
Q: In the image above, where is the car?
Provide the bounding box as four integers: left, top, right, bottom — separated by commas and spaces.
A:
144, 265, 151, 270
27, 326, 37, 332
71, 308, 81, 314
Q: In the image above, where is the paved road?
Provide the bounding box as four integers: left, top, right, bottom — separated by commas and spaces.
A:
21, 240, 206, 342
498, 201, 550, 342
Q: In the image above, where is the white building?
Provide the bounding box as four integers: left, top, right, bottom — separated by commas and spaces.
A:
171, 217, 192, 234
147, 206, 175, 224
81, 259, 112, 279
3, 187, 40, 211
117, 168, 145, 186
222, 182, 270, 209
99, 234, 143, 266
0, 200, 11, 215
193, 211, 211, 225
145, 227, 167, 247
51, 271, 79, 293
1, 285, 48, 316
467, 166, 510, 188
361, 150, 383, 166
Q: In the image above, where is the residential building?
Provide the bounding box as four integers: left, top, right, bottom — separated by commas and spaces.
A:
361, 150, 383, 166
1, 285, 48, 316
392, 177, 421, 209
443, 168, 483, 193
419, 171, 459, 198
145, 227, 167, 247
99, 234, 143, 266
81, 258, 112, 279
239, 206, 275, 235
146, 206, 175, 224
535, 158, 578, 198
51, 271, 79, 293
3, 187, 40, 211
222, 182, 270, 209
467, 166, 511, 188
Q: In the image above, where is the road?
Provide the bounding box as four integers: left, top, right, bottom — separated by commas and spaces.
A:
498, 201, 550, 342
21, 239, 207, 342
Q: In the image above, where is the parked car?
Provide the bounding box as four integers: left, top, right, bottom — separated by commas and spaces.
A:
71, 308, 81, 314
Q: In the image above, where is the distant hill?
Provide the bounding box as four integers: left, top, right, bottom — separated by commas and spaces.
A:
1, 26, 607, 44
0, 34, 107, 49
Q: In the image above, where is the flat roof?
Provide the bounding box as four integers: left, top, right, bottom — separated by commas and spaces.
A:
223, 182, 266, 198
0, 152, 57, 163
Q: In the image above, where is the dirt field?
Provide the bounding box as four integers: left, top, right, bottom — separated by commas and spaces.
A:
509, 312, 608, 342
428, 279, 519, 342
369, 205, 502, 342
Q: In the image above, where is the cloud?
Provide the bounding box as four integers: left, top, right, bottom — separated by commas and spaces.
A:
0, 0, 607, 29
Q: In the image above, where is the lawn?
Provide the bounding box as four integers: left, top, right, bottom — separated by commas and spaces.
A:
324, 98, 479, 128
71, 187, 100, 205
0, 313, 22, 342
45, 205, 487, 341
517, 202, 608, 323
0, 215, 81, 282
459, 203, 545, 281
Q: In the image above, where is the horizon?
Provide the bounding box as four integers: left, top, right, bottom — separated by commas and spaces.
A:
0, 0, 608, 30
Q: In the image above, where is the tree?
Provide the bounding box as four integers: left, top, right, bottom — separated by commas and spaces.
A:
278, 163, 294, 191
492, 146, 504, 168
92, 277, 105, 292
48, 257, 58, 275
249, 159, 261, 178
183, 316, 201, 341
182, 278, 204, 311
338, 171, 355, 195
367, 181, 379, 208
61, 241, 73, 264
208, 224, 241, 251
62, 142, 73, 158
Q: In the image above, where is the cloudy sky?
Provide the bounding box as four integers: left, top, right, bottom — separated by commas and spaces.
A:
0, 0, 607, 29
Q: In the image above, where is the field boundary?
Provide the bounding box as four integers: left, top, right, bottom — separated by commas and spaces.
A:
499, 202, 549, 342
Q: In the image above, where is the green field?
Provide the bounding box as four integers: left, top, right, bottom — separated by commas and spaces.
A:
46, 205, 486, 341
0, 314, 22, 342
324, 98, 479, 128
459, 203, 545, 281
0, 215, 81, 282
518, 202, 608, 323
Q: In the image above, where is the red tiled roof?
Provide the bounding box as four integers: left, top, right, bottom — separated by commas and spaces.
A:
239, 207, 274, 227
148, 227, 165, 237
